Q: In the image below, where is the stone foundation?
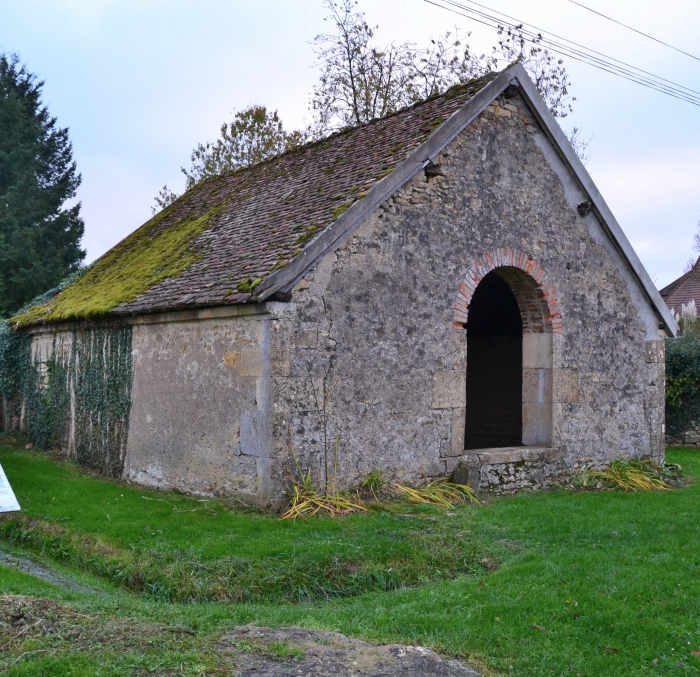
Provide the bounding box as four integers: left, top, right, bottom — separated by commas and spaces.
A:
451, 447, 568, 494
666, 430, 700, 448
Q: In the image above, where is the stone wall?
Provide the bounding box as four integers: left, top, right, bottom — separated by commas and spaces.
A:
122, 305, 277, 506
9, 90, 667, 502
269, 91, 666, 494
667, 428, 700, 448
12, 321, 133, 477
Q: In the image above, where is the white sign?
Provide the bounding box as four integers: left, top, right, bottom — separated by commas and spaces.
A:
0, 464, 20, 512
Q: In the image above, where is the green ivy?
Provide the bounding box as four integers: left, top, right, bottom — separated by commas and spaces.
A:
0, 321, 133, 478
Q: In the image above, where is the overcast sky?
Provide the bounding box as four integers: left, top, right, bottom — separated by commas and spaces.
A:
1, 0, 698, 288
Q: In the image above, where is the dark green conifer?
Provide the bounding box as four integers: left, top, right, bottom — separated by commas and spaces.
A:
0, 53, 85, 317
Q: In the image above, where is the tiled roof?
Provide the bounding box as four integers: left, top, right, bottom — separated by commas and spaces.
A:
15, 73, 497, 325
660, 257, 700, 316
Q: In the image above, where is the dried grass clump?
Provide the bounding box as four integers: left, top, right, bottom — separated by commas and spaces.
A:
281, 471, 478, 520
280, 469, 368, 520
572, 458, 681, 492
390, 479, 479, 506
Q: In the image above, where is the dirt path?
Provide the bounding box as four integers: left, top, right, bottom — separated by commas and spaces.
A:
0, 545, 98, 594
221, 625, 484, 677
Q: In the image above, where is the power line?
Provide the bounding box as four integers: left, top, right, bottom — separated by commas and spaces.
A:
432, 0, 700, 97
424, 0, 700, 107
427, 0, 700, 106
568, 0, 700, 63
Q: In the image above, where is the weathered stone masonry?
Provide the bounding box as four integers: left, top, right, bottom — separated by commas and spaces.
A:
8, 66, 672, 507
266, 92, 667, 498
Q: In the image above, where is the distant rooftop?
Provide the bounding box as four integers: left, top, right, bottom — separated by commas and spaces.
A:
659, 256, 700, 316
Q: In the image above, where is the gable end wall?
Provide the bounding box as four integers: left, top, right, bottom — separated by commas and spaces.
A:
268, 92, 665, 495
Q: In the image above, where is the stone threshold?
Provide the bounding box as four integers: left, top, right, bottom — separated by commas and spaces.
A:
461, 446, 564, 465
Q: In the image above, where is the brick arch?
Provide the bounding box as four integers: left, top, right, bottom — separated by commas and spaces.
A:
453, 248, 562, 333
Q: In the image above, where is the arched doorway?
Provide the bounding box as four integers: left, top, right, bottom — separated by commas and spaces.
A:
464, 271, 523, 449
454, 250, 560, 451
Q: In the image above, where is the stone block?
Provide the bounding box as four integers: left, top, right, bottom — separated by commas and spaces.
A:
546, 447, 567, 461
523, 333, 552, 368
431, 370, 466, 409
453, 329, 467, 368
256, 375, 273, 413
521, 447, 547, 462
224, 351, 241, 369
271, 412, 291, 454
475, 448, 523, 464
553, 368, 578, 402
523, 368, 553, 403
271, 348, 290, 377
646, 361, 665, 391
450, 407, 466, 456
646, 340, 665, 363
493, 106, 512, 118
451, 458, 481, 489
240, 347, 263, 376
523, 402, 552, 446
240, 410, 273, 457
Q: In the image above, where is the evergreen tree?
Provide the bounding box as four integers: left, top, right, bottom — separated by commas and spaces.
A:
0, 53, 85, 317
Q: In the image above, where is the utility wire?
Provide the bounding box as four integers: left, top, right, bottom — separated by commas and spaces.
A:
424, 0, 700, 107
434, 0, 700, 96
568, 0, 700, 63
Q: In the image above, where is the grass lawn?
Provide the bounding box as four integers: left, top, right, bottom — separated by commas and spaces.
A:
0, 447, 503, 603
0, 446, 699, 676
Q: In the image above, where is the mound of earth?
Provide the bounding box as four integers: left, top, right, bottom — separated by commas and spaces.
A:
221, 624, 484, 676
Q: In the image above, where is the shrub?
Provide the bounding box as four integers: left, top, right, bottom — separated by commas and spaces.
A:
665, 334, 700, 437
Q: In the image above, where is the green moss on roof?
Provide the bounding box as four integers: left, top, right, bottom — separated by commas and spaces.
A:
12, 73, 498, 323
332, 200, 355, 220
13, 204, 222, 327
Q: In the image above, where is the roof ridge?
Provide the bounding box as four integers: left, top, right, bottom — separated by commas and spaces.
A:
187, 71, 502, 190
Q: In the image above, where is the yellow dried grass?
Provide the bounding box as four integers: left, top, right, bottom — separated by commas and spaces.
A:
280, 470, 368, 520
390, 479, 478, 506
579, 459, 670, 492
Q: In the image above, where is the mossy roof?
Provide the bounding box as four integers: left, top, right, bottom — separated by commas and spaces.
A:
14, 74, 496, 327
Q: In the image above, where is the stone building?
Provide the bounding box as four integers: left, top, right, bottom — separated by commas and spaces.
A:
3, 65, 676, 507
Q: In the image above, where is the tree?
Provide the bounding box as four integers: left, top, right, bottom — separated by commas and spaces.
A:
309, 1, 482, 135
152, 106, 304, 214
154, 0, 589, 211
692, 215, 700, 256
310, 0, 588, 156
0, 53, 85, 318
683, 214, 700, 273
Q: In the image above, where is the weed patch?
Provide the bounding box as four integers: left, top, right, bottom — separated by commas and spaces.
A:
0, 596, 217, 677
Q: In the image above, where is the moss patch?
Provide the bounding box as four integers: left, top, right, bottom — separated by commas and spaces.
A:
13, 205, 223, 326
332, 200, 355, 220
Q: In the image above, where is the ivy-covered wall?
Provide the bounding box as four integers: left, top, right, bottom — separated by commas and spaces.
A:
0, 322, 133, 477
